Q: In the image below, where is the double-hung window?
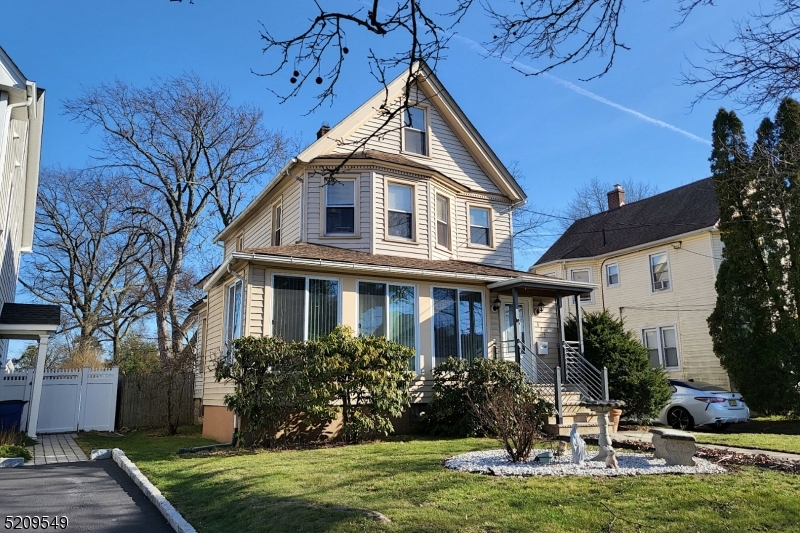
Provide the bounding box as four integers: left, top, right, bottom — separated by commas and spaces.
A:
570, 268, 593, 303
432, 288, 485, 366
650, 252, 671, 291
387, 183, 414, 239
357, 281, 417, 371
642, 326, 680, 369
272, 203, 282, 246
469, 206, 491, 247
325, 180, 356, 234
606, 263, 620, 287
436, 194, 450, 250
223, 279, 243, 359
403, 106, 427, 155
272, 275, 340, 342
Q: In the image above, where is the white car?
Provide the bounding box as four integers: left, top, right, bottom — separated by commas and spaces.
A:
656, 379, 750, 430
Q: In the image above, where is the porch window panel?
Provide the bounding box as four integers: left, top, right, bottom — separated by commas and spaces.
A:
273, 275, 305, 342
459, 291, 484, 363
224, 280, 243, 359
308, 279, 339, 340
433, 288, 458, 366
389, 284, 416, 371
358, 282, 386, 337
661, 327, 679, 368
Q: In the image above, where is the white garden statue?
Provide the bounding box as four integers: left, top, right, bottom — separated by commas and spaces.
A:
604, 446, 619, 469
570, 423, 586, 466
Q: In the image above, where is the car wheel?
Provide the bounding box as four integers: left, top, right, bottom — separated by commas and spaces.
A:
667, 407, 694, 430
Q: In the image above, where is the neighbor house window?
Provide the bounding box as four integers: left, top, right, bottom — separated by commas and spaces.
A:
357, 281, 417, 371
224, 279, 243, 359
272, 203, 282, 246
387, 183, 414, 239
642, 326, 680, 369
403, 106, 427, 155
605, 263, 620, 287
325, 180, 356, 234
436, 194, 450, 250
272, 275, 340, 342
570, 268, 593, 303
650, 252, 671, 291
432, 288, 485, 366
469, 206, 491, 246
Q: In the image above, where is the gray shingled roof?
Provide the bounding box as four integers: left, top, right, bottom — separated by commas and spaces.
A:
0, 303, 61, 326
535, 178, 719, 265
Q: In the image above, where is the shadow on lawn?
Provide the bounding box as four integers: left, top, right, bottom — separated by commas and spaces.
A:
693, 418, 800, 436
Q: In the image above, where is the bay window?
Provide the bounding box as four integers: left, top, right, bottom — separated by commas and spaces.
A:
436, 194, 450, 250
387, 183, 414, 239
357, 281, 417, 371
272, 275, 340, 342
325, 180, 356, 234
432, 288, 485, 366
469, 206, 491, 246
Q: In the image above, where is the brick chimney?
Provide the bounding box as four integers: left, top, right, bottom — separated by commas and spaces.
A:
316, 123, 331, 139
607, 184, 626, 210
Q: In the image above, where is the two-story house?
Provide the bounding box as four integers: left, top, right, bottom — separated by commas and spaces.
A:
196, 62, 600, 442
531, 179, 730, 389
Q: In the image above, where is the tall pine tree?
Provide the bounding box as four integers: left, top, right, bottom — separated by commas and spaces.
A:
709, 103, 800, 414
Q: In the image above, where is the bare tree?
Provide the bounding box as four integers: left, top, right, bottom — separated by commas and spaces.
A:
20, 168, 148, 352
560, 177, 659, 228
63, 74, 291, 363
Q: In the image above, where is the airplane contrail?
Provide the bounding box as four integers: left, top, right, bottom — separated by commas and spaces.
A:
450, 34, 711, 146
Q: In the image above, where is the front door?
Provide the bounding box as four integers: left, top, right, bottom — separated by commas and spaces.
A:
502, 303, 528, 360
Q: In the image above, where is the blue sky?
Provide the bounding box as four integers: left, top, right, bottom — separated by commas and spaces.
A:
2, 1, 757, 267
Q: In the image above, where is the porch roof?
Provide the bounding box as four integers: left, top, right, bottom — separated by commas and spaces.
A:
486, 277, 596, 298
0, 303, 61, 340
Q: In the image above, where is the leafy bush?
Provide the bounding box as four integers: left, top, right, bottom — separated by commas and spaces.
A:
216, 326, 414, 446
566, 310, 671, 421
308, 326, 414, 443
469, 384, 553, 462
422, 357, 529, 437
0, 444, 32, 461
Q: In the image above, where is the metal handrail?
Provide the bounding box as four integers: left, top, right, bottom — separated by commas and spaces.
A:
563, 341, 608, 401
515, 340, 562, 424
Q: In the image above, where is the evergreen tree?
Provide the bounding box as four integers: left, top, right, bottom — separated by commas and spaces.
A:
709, 103, 800, 414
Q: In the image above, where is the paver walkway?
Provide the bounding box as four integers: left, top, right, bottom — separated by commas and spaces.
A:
614, 429, 800, 462
26, 433, 88, 465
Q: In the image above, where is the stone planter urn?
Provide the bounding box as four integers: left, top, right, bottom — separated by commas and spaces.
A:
608, 408, 623, 434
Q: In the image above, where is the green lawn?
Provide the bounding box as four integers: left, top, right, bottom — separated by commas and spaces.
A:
76, 429, 800, 533
692, 417, 800, 454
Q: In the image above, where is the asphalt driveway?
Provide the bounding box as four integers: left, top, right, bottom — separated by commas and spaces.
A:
0, 461, 174, 532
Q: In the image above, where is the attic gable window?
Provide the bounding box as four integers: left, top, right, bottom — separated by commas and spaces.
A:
325, 180, 356, 234
650, 252, 671, 292
403, 107, 428, 156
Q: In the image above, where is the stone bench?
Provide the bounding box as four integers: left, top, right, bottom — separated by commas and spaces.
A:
649, 428, 697, 466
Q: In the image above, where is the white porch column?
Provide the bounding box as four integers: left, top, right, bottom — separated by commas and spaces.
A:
26, 334, 49, 439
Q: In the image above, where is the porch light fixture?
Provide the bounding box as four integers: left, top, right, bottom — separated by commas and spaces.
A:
491, 297, 501, 313
533, 300, 545, 316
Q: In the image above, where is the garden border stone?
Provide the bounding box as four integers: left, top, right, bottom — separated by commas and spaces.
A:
111, 448, 197, 533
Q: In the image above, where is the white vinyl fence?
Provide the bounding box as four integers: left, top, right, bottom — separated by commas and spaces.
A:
0, 367, 118, 433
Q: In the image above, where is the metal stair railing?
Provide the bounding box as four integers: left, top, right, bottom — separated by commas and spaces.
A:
563, 341, 609, 401
515, 340, 563, 425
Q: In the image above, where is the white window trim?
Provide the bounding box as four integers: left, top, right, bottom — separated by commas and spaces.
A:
269, 272, 343, 341
400, 104, 431, 158
271, 198, 282, 246
384, 178, 419, 244
235, 232, 244, 252
605, 262, 620, 288
356, 279, 421, 374
641, 324, 681, 370
466, 203, 495, 250
322, 176, 359, 237
648, 250, 673, 293
429, 285, 488, 367
434, 191, 454, 252
569, 267, 594, 304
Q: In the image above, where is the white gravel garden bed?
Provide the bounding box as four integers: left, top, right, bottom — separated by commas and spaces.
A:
445, 449, 727, 477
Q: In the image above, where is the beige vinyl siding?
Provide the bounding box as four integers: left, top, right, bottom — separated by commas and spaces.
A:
242, 199, 272, 250
329, 85, 502, 195
281, 181, 303, 245
247, 266, 266, 337
455, 198, 514, 269
487, 295, 560, 368
0, 119, 27, 309
534, 231, 729, 388
373, 174, 431, 259
305, 171, 372, 251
